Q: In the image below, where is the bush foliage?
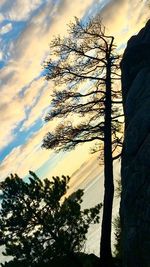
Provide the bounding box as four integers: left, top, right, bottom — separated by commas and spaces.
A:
0, 172, 101, 266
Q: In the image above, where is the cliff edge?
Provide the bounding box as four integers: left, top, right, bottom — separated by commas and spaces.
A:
121, 19, 150, 267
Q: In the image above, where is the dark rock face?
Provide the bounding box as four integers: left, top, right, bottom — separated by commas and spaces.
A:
121, 20, 150, 267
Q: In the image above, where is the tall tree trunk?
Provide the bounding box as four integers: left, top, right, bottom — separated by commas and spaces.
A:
100, 53, 114, 266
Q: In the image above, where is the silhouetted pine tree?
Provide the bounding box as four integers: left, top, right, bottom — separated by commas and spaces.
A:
42, 16, 123, 266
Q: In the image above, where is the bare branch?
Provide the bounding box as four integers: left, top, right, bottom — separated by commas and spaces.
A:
113, 153, 122, 161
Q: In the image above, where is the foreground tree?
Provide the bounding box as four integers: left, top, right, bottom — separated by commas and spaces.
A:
0, 172, 101, 267
42, 17, 123, 265
113, 180, 122, 265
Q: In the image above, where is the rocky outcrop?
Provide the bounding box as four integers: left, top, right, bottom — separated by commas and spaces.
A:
121, 20, 150, 267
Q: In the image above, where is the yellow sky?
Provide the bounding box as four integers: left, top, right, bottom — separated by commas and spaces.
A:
0, 0, 149, 181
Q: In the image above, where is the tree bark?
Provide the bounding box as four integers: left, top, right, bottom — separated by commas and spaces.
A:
100, 52, 114, 266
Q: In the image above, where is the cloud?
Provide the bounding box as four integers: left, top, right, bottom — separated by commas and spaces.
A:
1, 121, 92, 192
0, 13, 4, 22
22, 83, 51, 130
0, 0, 43, 21
0, 1, 6, 7
0, 51, 3, 60
22, 78, 47, 108
0, 76, 51, 150
45, 142, 97, 179
0, 119, 93, 181
0, 22, 12, 35
100, 0, 149, 46
0, 0, 95, 152
0, 123, 52, 180
0, 97, 26, 151
0, 0, 149, 180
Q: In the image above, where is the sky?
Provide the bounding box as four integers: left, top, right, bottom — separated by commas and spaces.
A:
0, 0, 149, 181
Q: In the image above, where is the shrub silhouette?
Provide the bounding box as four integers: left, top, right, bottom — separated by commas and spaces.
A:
0, 172, 101, 266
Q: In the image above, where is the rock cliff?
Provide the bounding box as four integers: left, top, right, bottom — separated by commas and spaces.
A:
121, 20, 150, 267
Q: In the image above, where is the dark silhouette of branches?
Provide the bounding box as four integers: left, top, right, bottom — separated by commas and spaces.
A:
42, 16, 124, 266
43, 17, 123, 161
0, 172, 101, 267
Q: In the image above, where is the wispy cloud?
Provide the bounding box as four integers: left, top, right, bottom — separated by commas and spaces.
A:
0, 22, 12, 34
100, 0, 149, 46
0, 0, 149, 180
0, 96, 26, 151
0, 0, 44, 21
0, 0, 97, 178
21, 80, 50, 130
0, 124, 52, 179
0, 121, 93, 181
